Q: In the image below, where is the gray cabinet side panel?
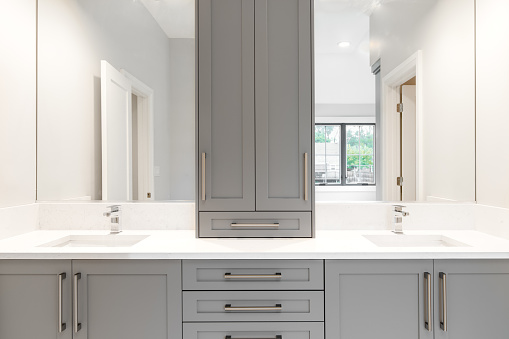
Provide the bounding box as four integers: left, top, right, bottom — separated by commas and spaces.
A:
198, 0, 255, 211
72, 260, 181, 339
255, 0, 312, 211
325, 260, 433, 339
434, 260, 509, 339
0, 260, 72, 339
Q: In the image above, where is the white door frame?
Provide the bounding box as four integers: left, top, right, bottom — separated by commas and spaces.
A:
120, 70, 155, 201
381, 51, 423, 201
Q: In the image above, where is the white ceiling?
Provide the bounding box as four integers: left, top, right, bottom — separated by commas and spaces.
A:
140, 0, 195, 38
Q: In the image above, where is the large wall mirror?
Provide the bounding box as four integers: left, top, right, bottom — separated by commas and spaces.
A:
36, 0, 475, 203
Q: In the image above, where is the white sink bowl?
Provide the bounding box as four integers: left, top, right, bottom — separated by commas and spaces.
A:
39, 235, 149, 248
364, 234, 469, 247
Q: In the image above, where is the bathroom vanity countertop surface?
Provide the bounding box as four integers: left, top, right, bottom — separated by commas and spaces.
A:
1, 230, 509, 259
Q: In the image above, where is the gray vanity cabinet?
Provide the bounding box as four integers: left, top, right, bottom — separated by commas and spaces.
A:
325, 260, 434, 339
0, 260, 72, 339
197, 0, 313, 237
72, 260, 181, 339
433, 260, 509, 339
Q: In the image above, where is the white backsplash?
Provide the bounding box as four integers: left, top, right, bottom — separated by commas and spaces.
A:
316, 202, 476, 230
474, 204, 509, 239
38, 201, 195, 230
35, 201, 477, 232
0, 203, 38, 239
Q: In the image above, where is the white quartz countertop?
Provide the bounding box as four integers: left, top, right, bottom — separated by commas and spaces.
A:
2, 230, 509, 259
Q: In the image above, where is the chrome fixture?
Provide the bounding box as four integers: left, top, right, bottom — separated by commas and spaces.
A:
103, 205, 122, 234
393, 205, 409, 234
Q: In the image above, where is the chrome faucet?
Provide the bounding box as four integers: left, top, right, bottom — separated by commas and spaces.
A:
393, 205, 409, 234
103, 205, 122, 234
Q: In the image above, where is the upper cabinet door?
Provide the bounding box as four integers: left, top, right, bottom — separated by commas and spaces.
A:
255, 0, 312, 211
198, 0, 256, 211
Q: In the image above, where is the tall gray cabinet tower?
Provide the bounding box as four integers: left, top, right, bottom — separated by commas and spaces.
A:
197, 0, 314, 237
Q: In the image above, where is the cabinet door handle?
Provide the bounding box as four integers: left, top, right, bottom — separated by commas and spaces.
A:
58, 273, 67, 333
201, 153, 206, 201
230, 223, 279, 228
304, 153, 308, 201
226, 336, 282, 339
224, 273, 282, 279
439, 272, 447, 331
224, 304, 282, 311
73, 273, 82, 333
424, 272, 432, 331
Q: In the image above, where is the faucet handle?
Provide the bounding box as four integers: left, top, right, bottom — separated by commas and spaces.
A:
393, 205, 409, 216
106, 205, 121, 213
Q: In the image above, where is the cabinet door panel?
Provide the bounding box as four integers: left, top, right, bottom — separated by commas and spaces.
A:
73, 260, 181, 339
325, 260, 433, 339
198, 0, 255, 211
434, 260, 509, 339
0, 260, 71, 339
255, 0, 312, 211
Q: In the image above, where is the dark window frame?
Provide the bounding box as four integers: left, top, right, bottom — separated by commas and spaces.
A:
315, 123, 376, 187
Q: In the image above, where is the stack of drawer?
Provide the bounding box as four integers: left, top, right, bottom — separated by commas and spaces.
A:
182, 260, 324, 339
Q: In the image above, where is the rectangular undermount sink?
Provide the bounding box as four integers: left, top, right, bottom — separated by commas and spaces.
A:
39, 235, 149, 248
364, 234, 469, 247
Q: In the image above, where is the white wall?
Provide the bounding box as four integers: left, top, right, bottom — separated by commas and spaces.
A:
168, 39, 195, 200
476, 0, 509, 208
0, 0, 37, 207
37, 0, 174, 201
370, 0, 476, 202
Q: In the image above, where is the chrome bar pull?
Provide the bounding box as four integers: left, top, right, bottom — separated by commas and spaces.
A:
224, 335, 283, 339
224, 304, 282, 312
58, 273, 67, 332
224, 273, 282, 279
439, 272, 447, 331
230, 223, 279, 228
73, 273, 82, 333
424, 272, 432, 331
304, 153, 308, 201
226, 336, 282, 339
201, 153, 206, 201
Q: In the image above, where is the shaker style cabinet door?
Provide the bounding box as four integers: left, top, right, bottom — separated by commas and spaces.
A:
325, 260, 434, 339
198, 0, 256, 212
0, 260, 72, 339
255, 0, 312, 211
434, 260, 509, 339
72, 260, 181, 339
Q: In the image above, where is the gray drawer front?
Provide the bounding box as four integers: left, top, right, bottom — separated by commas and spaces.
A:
184, 322, 324, 339
183, 291, 324, 322
183, 260, 324, 290
199, 212, 311, 238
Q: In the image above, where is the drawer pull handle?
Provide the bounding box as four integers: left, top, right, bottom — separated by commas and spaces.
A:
304, 152, 308, 201
226, 336, 282, 339
73, 273, 82, 333
424, 272, 432, 331
224, 273, 282, 279
230, 223, 279, 228
439, 272, 447, 331
224, 304, 282, 311
58, 273, 67, 333
201, 153, 206, 201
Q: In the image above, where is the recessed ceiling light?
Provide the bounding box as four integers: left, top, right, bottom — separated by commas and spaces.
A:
337, 41, 351, 48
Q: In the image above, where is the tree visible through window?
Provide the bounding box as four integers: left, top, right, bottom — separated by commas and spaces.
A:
315, 124, 375, 186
